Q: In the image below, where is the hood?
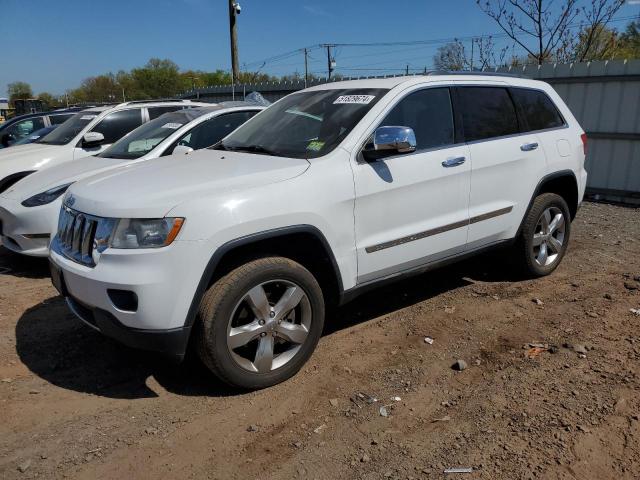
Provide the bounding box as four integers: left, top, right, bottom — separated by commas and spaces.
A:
1, 155, 130, 200
68, 149, 310, 218
0, 143, 68, 179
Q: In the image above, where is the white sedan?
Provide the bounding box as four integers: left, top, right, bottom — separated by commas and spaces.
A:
0, 103, 263, 256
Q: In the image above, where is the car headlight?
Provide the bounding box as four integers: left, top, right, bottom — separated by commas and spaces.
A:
110, 218, 184, 249
22, 183, 73, 207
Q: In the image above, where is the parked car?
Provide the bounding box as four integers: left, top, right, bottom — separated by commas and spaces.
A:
49, 74, 587, 389
0, 100, 209, 194
0, 108, 86, 149
0, 103, 263, 256
12, 125, 59, 146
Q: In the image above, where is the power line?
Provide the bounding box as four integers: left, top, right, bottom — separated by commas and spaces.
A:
241, 13, 639, 76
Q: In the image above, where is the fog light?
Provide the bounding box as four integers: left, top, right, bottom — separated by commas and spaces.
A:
107, 289, 138, 312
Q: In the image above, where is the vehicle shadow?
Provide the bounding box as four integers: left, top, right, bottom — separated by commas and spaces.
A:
15, 296, 239, 399
0, 246, 50, 279
15, 248, 522, 399
329, 246, 523, 333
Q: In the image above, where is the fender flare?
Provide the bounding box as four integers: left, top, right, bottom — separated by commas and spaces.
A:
515, 169, 578, 238
182, 224, 344, 329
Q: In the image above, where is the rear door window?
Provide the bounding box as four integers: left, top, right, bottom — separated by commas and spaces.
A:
510, 88, 565, 132
49, 113, 74, 125
148, 105, 185, 120
90, 108, 143, 144
457, 87, 519, 142
380, 87, 455, 150
7, 117, 46, 140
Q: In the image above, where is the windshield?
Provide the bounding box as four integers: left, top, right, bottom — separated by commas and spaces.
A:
36, 111, 101, 145
98, 111, 195, 159
215, 88, 387, 159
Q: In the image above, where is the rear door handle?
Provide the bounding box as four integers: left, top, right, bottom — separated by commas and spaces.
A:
520, 142, 539, 151
441, 156, 466, 168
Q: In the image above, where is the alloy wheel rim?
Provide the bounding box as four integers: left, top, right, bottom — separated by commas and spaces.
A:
532, 206, 566, 267
226, 279, 312, 373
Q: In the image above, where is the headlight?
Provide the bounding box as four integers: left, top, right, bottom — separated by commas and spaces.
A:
22, 183, 73, 207
110, 217, 184, 249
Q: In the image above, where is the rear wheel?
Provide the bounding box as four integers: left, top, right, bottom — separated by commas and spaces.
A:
515, 193, 571, 277
196, 256, 325, 389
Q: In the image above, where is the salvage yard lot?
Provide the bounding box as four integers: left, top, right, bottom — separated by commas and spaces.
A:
1, 202, 639, 480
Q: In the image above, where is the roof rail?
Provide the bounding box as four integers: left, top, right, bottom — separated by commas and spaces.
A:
428, 70, 521, 78
118, 98, 192, 106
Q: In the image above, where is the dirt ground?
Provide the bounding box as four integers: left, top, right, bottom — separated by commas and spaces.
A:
1, 201, 639, 480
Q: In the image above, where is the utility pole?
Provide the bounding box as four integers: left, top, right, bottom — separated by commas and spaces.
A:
406, 64, 409, 76
321, 44, 335, 80
304, 48, 309, 88
228, 0, 240, 85
122, 88, 126, 102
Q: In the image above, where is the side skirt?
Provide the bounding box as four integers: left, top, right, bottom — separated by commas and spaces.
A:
339, 238, 514, 305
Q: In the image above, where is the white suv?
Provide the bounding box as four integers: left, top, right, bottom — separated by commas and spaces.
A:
0, 100, 208, 194
49, 74, 588, 389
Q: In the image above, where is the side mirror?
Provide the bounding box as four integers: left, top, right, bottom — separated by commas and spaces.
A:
362, 126, 417, 161
1, 133, 15, 147
173, 145, 194, 156
82, 131, 105, 148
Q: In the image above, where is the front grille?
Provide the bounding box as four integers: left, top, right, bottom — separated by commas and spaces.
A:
56, 206, 100, 266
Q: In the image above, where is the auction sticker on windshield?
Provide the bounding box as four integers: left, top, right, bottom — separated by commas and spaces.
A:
80, 115, 97, 120
306, 140, 325, 152
162, 123, 183, 129
333, 95, 375, 105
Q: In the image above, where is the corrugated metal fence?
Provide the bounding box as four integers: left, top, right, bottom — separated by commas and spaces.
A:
181, 60, 640, 204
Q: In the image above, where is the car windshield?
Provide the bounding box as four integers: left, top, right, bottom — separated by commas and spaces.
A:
214, 88, 388, 159
98, 111, 195, 159
36, 111, 101, 145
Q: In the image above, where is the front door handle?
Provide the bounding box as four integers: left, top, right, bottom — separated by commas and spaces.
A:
442, 156, 466, 168
520, 142, 539, 151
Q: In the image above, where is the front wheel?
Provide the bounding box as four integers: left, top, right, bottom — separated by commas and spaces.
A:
515, 192, 571, 277
196, 256, 325, 389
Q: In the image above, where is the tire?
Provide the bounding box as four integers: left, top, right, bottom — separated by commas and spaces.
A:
515, 192, 571, 277
195, 256, 325, 389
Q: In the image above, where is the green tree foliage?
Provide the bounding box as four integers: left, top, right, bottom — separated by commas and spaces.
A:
129, 58, 183, 99
7, 81, 33, 104
36, 92, 61, 109
617, 20, 640, 59
58, 58, 279, 103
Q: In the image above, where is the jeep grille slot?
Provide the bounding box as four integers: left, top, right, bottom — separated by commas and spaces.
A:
57, 207, 99, 266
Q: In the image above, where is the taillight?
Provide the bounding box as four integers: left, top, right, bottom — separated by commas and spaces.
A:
580, 133, 587, 156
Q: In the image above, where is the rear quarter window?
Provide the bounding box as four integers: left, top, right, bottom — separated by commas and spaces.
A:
511, 88, 565, 132
457, 87, 519, 142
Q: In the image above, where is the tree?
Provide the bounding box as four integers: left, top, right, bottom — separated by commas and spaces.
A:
569, 24, 617, 61
434, 37, 508, 70
130, 58, 183, 99
617, 20, 640, 58
434, 41, 467, 70
476, 0, 624, 64
37, 92, 61, 109
7, 81, 33, 104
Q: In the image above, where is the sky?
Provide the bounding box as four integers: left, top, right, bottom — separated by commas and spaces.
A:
1, 0, 639, 98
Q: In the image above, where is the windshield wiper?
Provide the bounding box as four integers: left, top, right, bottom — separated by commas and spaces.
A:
218, 144, 280, 156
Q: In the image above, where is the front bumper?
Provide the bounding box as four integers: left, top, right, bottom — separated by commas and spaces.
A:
63, 290, 191, 358
0, 197, 59, 257
49, 238, 207, 357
